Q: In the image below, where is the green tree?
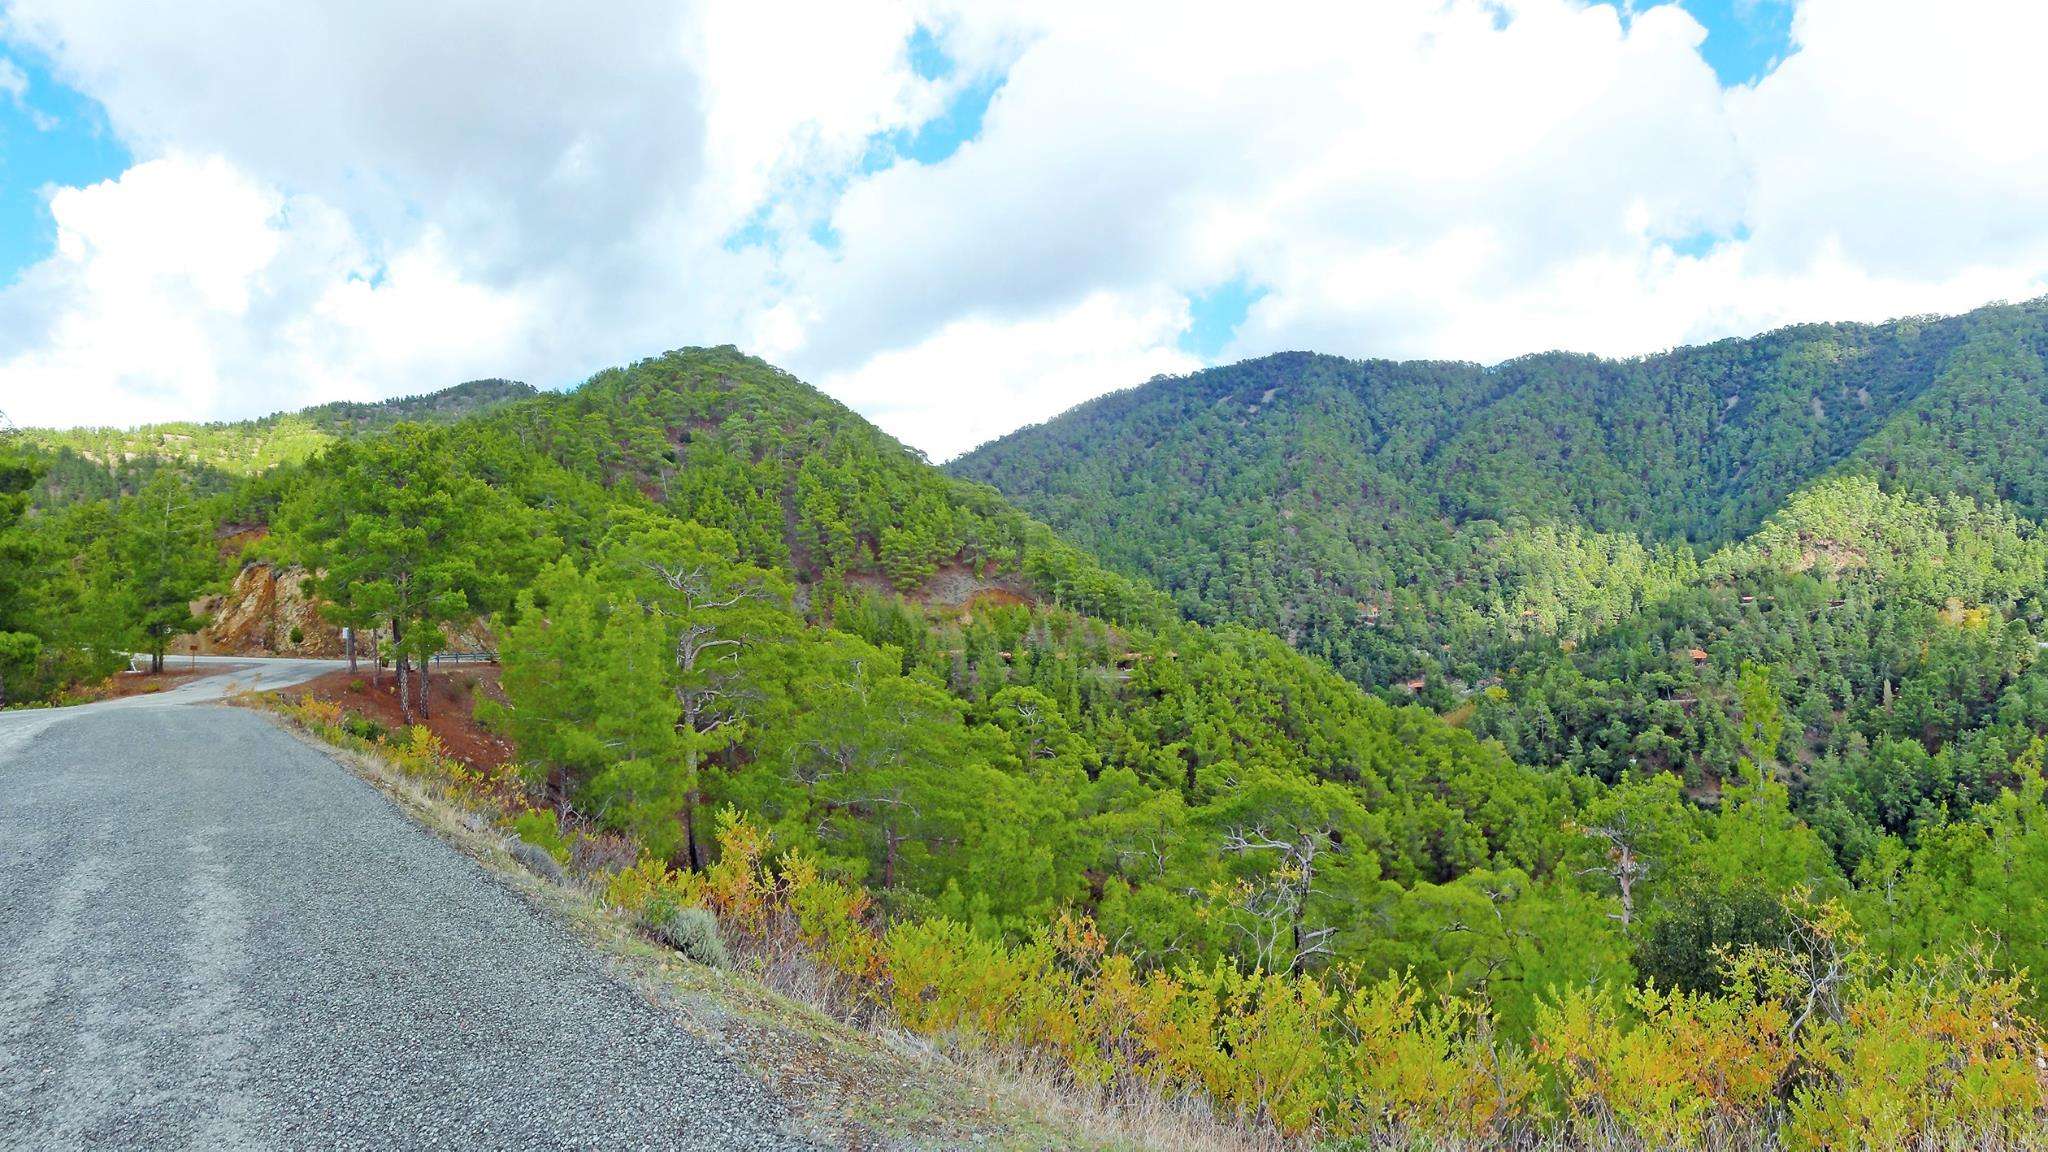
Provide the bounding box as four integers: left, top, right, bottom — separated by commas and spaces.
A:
0, 441, 43, 705
116, 471, 220, 673
599, 513, 793, 868
280, 425, 538, 721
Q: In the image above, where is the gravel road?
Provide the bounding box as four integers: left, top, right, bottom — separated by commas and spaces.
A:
0, 663, 817, 1150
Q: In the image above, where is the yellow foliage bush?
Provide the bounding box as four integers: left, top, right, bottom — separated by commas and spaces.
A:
1536, 980, 1790, 1148
705, 807, 775, 935
1070, 953, 1221, 1091
1785, 950, 2046, 1150
1206, 965, 1339, 1134
780, 852, 886, 986
603, 856, 704, 916
1342, 977, 1542, 1145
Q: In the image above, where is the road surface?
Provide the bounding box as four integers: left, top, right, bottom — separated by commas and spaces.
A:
0, 659, 814, 1150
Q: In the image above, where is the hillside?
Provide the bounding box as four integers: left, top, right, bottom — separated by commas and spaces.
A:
950, 298, 2048, 692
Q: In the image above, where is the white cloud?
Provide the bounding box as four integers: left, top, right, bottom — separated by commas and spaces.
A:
2, 0, 2047, 456
0, 154, 533, 427
819, 288, 1199, 460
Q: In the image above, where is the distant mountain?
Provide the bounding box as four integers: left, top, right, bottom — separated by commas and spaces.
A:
297, 378, 539, 435
950, 298, 2048, 692
17, 377, 540, 505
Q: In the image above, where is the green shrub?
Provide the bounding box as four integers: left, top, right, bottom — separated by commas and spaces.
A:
511, 808, 572, 864
644, 904, 729, 968
341, 713, 388, 744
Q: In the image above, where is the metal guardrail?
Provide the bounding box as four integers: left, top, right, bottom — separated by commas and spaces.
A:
429, 651, 495, 666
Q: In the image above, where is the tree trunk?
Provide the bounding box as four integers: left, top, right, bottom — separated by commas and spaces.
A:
346, 628, 357, 674
883, 822, 899, 889
391, 617, 406, 722
150, 641, 164, 675
417, 656, 431, 719
681, 797, 704, 872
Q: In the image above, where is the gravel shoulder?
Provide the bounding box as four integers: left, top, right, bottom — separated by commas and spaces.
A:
0, 698, 816, 1151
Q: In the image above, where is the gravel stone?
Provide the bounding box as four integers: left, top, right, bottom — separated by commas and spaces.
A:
0, 672, 820, 1151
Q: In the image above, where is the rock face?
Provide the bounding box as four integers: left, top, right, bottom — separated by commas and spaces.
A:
193, 563, 343, 657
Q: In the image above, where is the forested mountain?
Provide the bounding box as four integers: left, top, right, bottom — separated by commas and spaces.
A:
8, 338, 2047, 1145
951, 298, 2048, 692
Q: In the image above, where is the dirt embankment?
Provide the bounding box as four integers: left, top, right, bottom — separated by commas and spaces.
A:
62, 666, 227, 704
286, 664, 514, 771
839, 561, 1037, 621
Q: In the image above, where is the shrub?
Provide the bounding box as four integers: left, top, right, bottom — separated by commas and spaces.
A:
1342, 978, 1539, 1145
604, 856, 704, 916
288, 625, 305, 645
570, 830, 641, 878
510, 808, 572, 864
508, 839, 566, 884
347, 678, 366, 694
782, 852, 885, 985
644, 905, 729, 968
390, 725, 445, 777
1782, 947, 2044, 1149
705, 807, 775, 934
342, 713, 387, 744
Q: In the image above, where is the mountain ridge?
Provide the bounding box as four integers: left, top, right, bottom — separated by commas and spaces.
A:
950, 296, 2048, 689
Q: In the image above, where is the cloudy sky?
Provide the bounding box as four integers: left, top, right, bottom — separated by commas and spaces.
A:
0, 0, 2043, 459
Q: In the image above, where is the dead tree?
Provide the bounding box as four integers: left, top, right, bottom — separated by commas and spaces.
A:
1219, 824, 1339, 974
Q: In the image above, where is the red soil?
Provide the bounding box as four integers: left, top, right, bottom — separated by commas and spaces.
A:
70, 666, 227, 702
283, 663, 515, 771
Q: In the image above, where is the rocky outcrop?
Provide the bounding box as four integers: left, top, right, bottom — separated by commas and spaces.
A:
191, 563, 343, 657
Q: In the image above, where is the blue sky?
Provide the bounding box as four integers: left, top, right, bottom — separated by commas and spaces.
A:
1633, 0, 1796, 86
0, 48, 129, 280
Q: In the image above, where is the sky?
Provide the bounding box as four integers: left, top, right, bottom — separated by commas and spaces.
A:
0, 0, 2044, 460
